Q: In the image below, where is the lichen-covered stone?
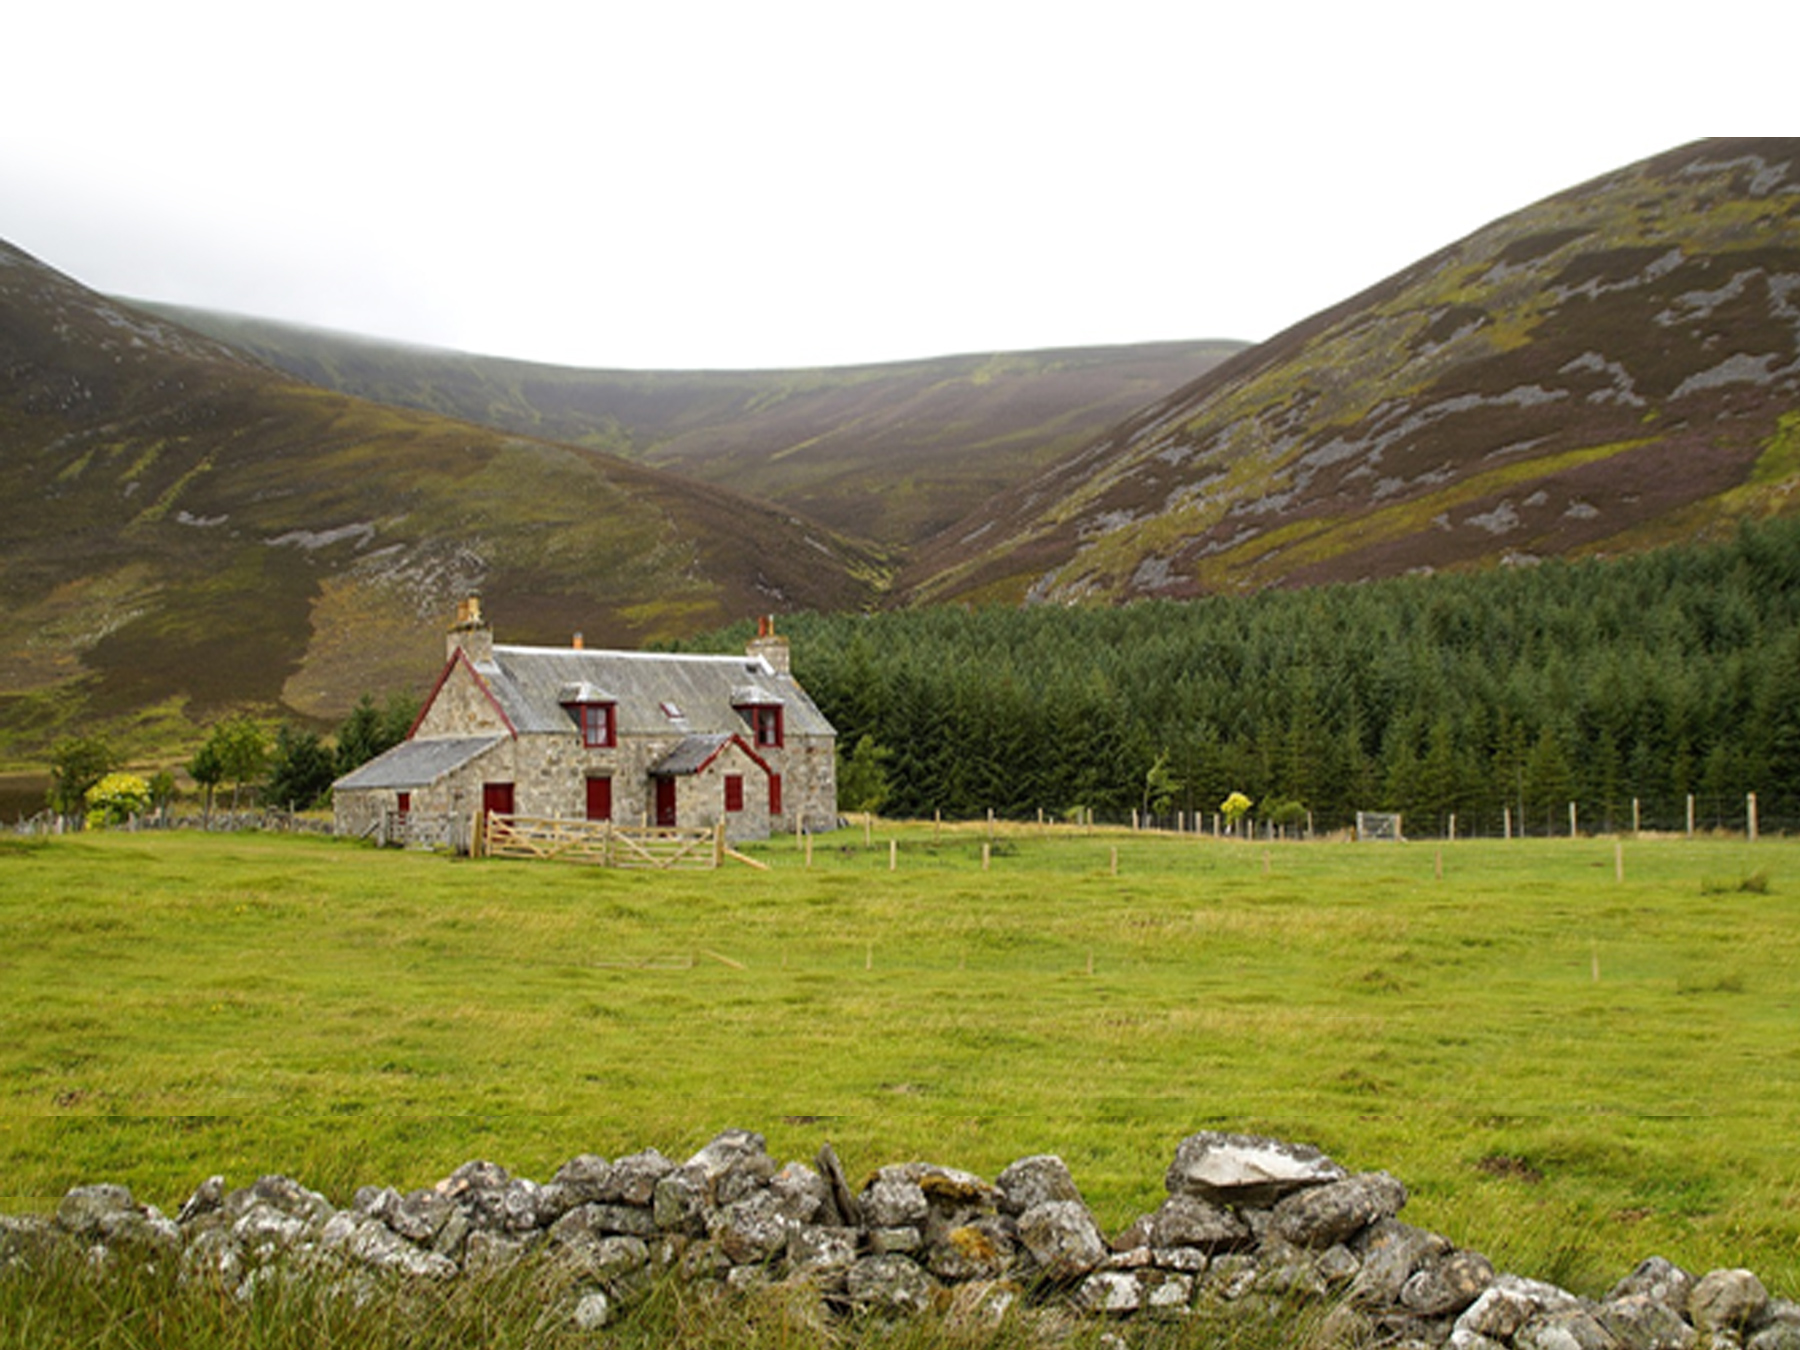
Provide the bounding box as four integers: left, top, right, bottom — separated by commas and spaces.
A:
1078, 1269, 1143, 1314
708, 1190, 793, 1266
1401, 1250, 1496, 1317
1692, 1268, 1771, 1334
1148, 1194, 1251, 1253
177, 1176, 227, 1226
1349, 1220, 1453, 1308
1016, 1200, 1107, 1281
605, 1149, 675, 1207
768, 1161, 828, 1226
1594, 1292, 1697, 1350
388, 1189, 455, 1244
862, 1176, 930, 1229
1608, 1256, 1695, 1310
686, 1128, 777, 1205
814, 1142, 861, 1228
996, 1155, 1083, 1216
651, 1168, 708, 1236
928, 1217, 1013, 1281
1273, 1170, 1408, 1249
57, 1184, 138, 1239
846, 1254, 936, 1315
1514, 1307, 1618, 1350
786, 1224, 858, 1279
339, 1215, 459, 1280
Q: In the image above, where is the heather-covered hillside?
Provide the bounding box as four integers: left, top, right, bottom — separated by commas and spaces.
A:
904, 138, 1800, 605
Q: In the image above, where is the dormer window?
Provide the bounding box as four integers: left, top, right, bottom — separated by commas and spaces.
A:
573, 701, 616, 748
559, 681, 618, 748
731, 683, 785, 749
751, 705, 783, 748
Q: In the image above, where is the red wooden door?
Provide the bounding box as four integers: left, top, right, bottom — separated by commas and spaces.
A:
654, 777, 677, 827
482, 782, 515, 816
585, 776, 612, 822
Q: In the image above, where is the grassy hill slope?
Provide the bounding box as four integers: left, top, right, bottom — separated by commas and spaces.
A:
0, 242, 885, 765
128, 306, 1243, 549
902, 137, 1800, 605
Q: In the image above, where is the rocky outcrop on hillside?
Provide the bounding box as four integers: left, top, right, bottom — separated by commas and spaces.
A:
4, 1129, 1794, 1347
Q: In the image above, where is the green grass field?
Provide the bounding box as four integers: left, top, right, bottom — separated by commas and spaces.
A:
2, 824, 1796, 1303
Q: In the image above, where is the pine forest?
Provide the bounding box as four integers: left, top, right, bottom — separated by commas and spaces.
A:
697, 519, 1800, 838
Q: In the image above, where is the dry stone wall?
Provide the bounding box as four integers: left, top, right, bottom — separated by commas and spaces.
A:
4, 1130, 1796, 1349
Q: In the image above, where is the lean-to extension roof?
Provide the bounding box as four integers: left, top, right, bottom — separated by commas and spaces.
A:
334, 735, 504, 791
470, 646, 833, 739
651, 734, 739, 777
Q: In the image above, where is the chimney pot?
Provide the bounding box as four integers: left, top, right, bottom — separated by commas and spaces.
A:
573, 632, 585, 650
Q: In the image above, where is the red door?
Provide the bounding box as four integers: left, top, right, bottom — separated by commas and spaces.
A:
654, 777, 677, 827
482, 782, 515, 817
585, 776, 612, 822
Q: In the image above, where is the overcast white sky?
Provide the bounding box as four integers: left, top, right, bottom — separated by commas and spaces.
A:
3, 1, 1793, 370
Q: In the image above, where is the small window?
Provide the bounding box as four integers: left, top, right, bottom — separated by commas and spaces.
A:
660, 700, 683, 721
395, 791, 412, 816
724, 774, 744, 813
570, 702, 615, 748
752, 705, 784, 748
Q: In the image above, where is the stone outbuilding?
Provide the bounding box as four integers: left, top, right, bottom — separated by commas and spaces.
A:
333, 600, 836, 843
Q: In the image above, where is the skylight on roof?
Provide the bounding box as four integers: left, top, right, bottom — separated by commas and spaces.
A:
660, 701, 683, 721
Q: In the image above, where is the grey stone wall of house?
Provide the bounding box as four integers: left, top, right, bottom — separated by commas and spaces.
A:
413, 662, 509, 740
9, 1130, 1793, 1347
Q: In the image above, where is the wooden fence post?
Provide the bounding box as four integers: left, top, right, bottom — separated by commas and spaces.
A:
1569, 802, 1578, 839
1687, 794, 1696, 838
889, 838, 897, 872
1503, 806, 1512, 840
1748, 792, 1759, 842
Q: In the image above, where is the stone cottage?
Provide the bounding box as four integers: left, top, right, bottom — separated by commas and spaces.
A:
333, 599, 836, 843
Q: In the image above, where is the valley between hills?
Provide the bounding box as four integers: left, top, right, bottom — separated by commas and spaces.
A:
4, 136, 1800, 787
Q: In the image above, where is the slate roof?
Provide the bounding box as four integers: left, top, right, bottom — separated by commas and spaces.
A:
334, 735, 504, 791
471, 645, 833, 740
651, 734, 738, 776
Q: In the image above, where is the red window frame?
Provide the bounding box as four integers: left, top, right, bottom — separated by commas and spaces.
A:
571, 702, 615, 748
752, 705, 783, 748
724, 774, 745, 813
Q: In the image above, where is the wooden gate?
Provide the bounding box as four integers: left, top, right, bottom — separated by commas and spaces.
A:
481, 814, 722, 869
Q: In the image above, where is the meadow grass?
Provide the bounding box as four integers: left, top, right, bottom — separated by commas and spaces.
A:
2, 824, 1797, 1308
